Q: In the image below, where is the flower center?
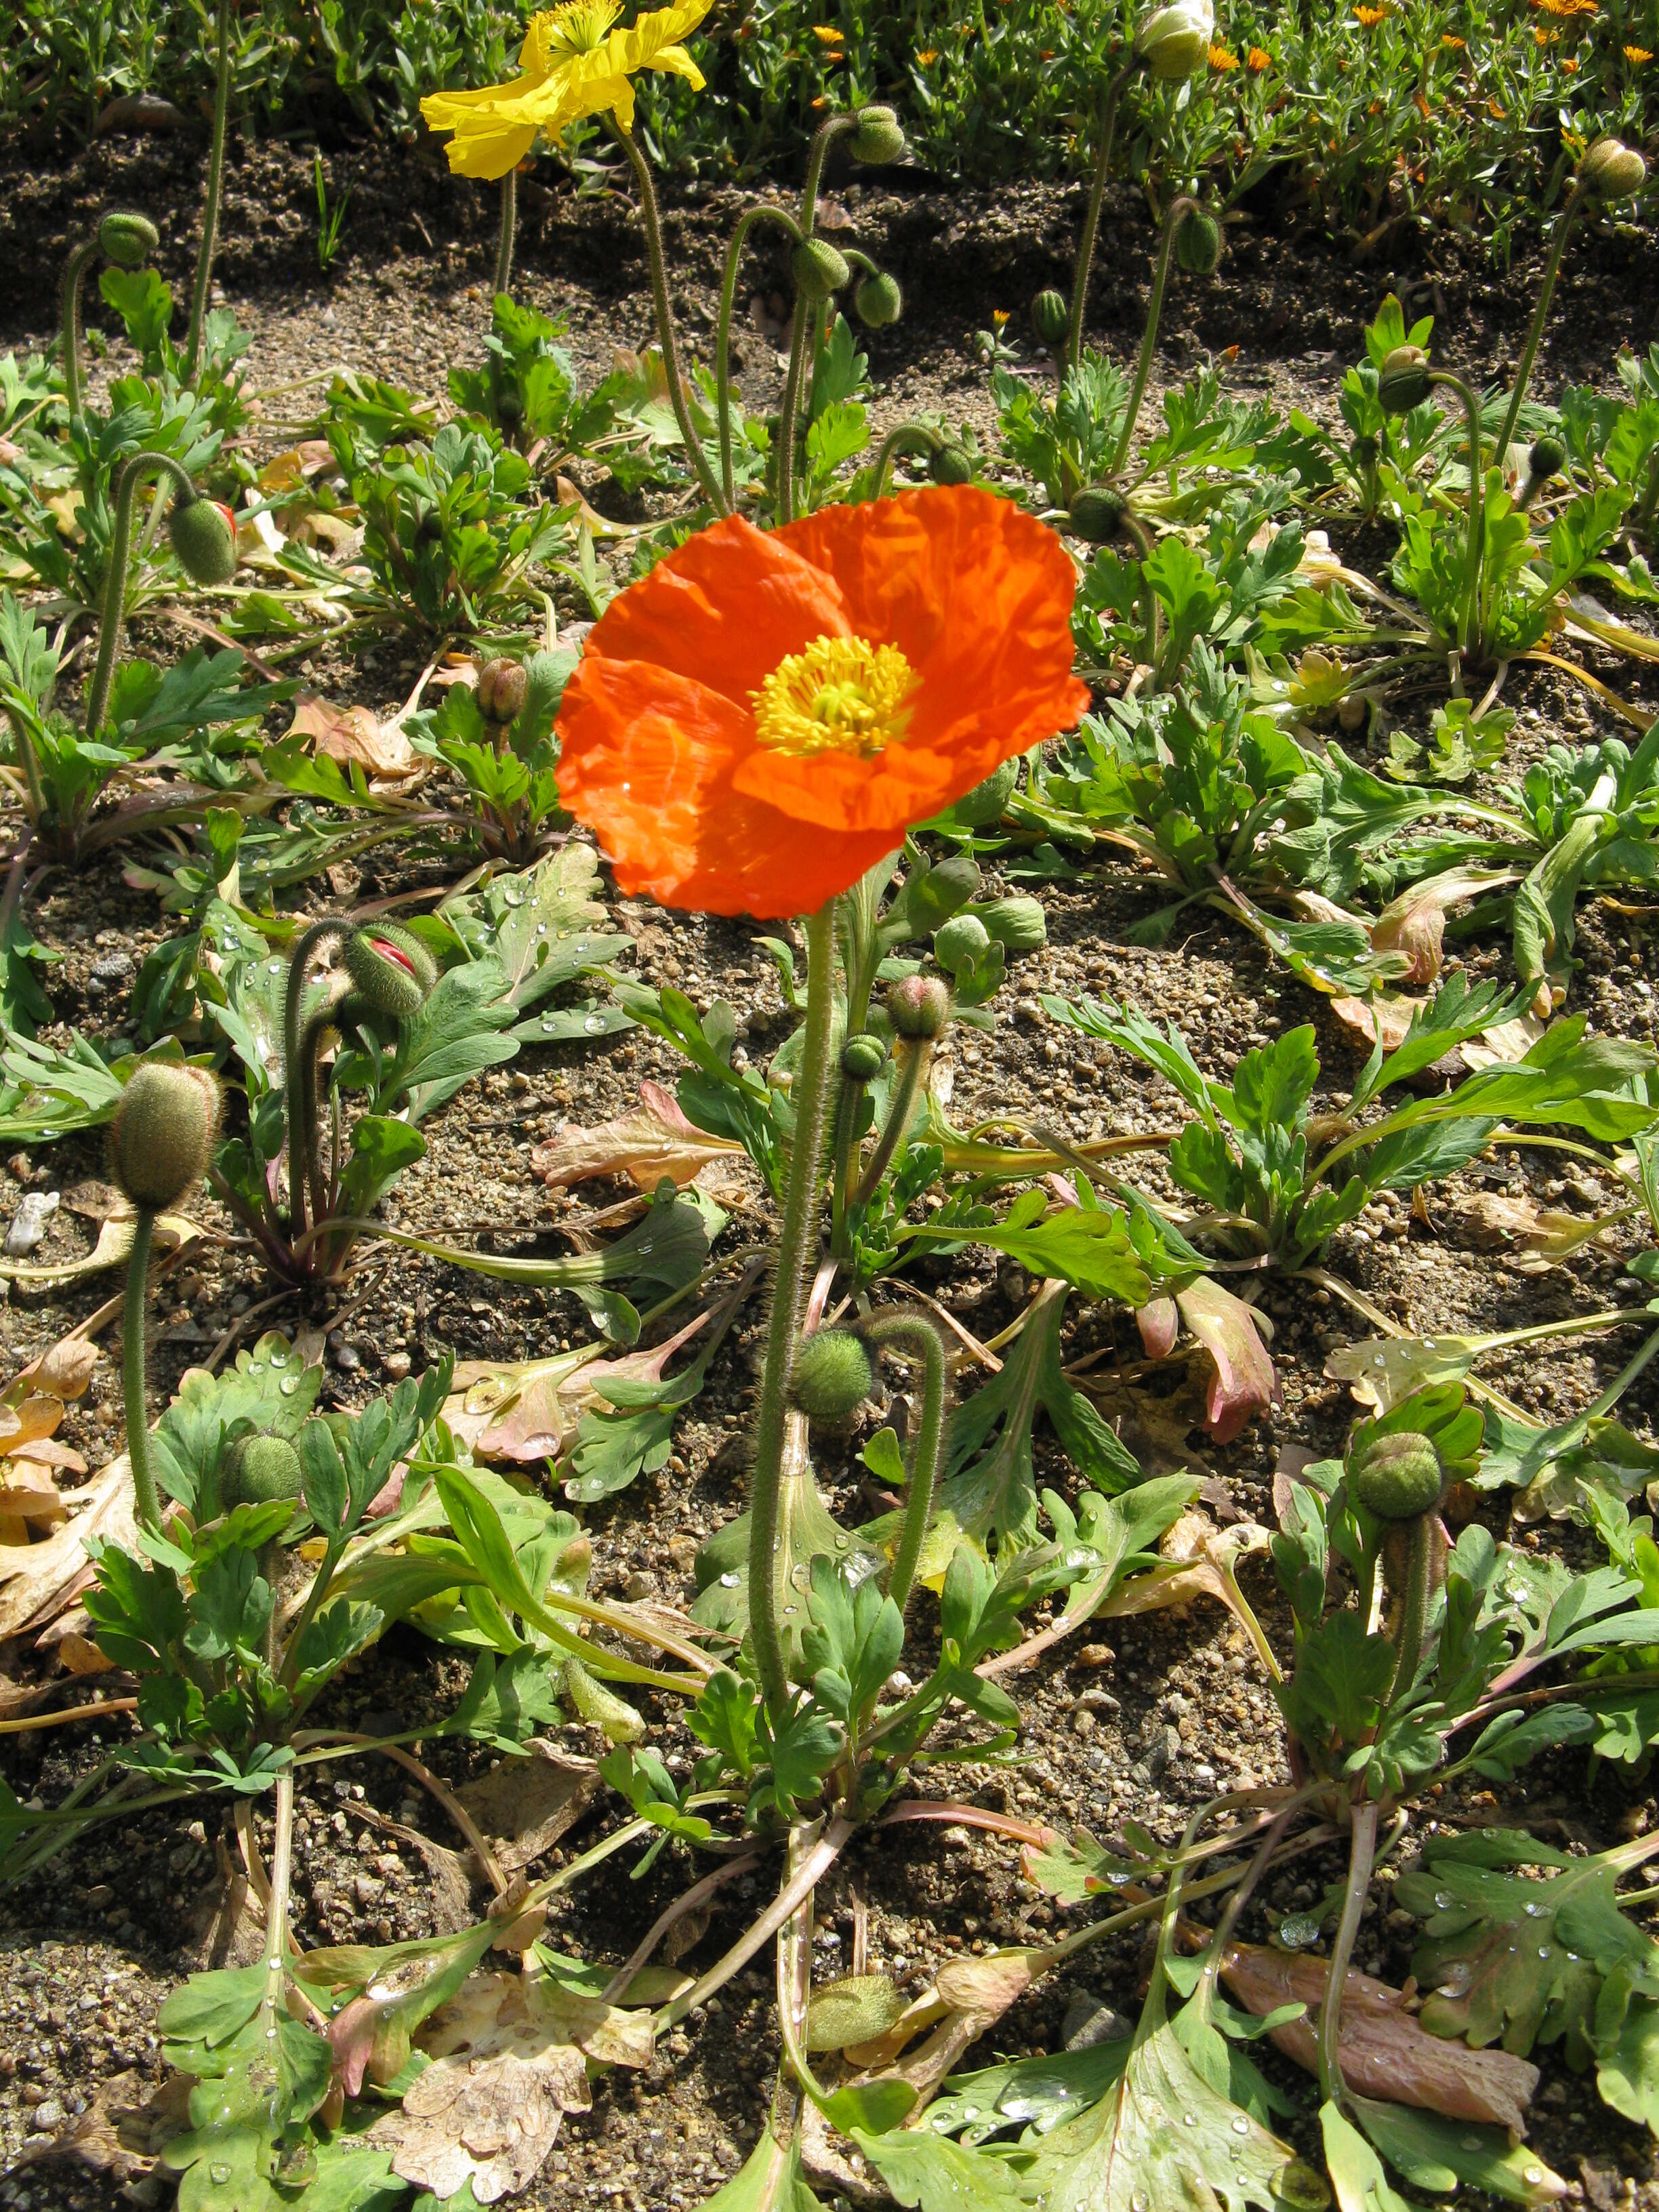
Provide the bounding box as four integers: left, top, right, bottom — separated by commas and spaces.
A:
751, 635, 917, 759
542, 0, 623, 56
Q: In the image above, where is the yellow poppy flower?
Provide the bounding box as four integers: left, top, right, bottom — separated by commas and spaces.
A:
420, 0, 713, 180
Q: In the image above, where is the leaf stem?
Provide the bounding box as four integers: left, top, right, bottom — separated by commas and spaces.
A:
1429, 369, 1486, 656
186, 0, 234, 375
495, 167, 517, 298
281, 916, 351, 1252
1317, 1799, 1378, 2109
863, 1309, 949, 1622
58, 241, 99, 419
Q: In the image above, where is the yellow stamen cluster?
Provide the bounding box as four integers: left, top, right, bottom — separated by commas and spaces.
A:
752, 636, 918, 759
543, 0, 623, 53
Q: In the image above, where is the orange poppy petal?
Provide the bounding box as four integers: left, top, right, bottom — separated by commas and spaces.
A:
584, 514, 851, 706
556, 657, 893, 918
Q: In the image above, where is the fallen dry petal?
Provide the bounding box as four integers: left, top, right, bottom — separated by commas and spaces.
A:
531, 1079, 742, 1191
286, 693, 416, 780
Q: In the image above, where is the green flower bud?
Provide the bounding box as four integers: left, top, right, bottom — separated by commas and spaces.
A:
98, 209, 159, 271
562, 1656, 644, 1744
848, 106, 906, 165
1351, 432, 1379, 471
1136, 0, 1214, 80
477, 657, 529, 724
792, 238, 851, 302
342, 923, 438, 1021
887, 973, 951, 1040
1030, 287, 1070, 348
841, 1031, 888, 1082
933, 912, 991, 975
1378, 344, 1431, 416
1582, 137, 1647, 201
947, 756, 1019, 827
109, 1062, 221, 1212
1528, 434, 1566, 484
854, 270, 903, 329
974, 895, 1047, 954
167, 495, 239, 587
495, 383, 525, 428
1173, 205, 1223, 277
222, 1431, 304, 1509
788, 1330, 875, 1425
1347, 1430, 1443, 1521
928, 442, 975, 487
1067, 486, 1128, 542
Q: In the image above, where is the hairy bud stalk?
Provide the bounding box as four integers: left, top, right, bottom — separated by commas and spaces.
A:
87, 454, 237, 739
1347, 1428, 1448, 1707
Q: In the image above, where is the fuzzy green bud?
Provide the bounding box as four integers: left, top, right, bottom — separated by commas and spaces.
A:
787, 1330, 875, 1424
167, 495, 239, 587
109, 1062, 221, 1212
1067, 486, 1128, 542
1136, 0, 1214, 80
1351, 432, 1379, 472
793, 237, 851, 302
1528, 434, 1566, 484
848, 106, 906, 165
933, 913, 991, 974
887, 973, 951, 1040
477, 657, 528, 723
1347, 1430, 1443, 1521
98, 209, 159, 271
853, 270, 903, 328
947, 757, 1019, 827
342, 923, 438, 1021
974, 895, 1047, 954
1173, 205, 1222, 277
222, 1431, 304, 1509
841, 1031, 888, 1082
1378, 345, 1431, 416
1582, 137, 1647, 201
1030, 287, 1070, 348
928, 442, 974, 486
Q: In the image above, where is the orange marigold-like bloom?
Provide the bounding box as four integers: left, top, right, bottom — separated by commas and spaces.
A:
1562, 51, 1578, 65
1626, 41, 1652, 60
556, 490, 1088, 918
1209, 41, 1240, 68
917, 45, 938, 60
811, 22, 844, 41
1246, 45, 1271, 68
1440, 31, 1466, 46
1353, 3, 1389, 23
1534, 25, 1557, 43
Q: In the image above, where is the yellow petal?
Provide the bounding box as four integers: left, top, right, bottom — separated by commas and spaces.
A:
646, 43, 706, 86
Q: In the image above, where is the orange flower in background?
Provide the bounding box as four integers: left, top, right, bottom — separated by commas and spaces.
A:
1353, 3, 1390, 22
1440, 31, 1467, 46
1246, 45, 1271, 68
1209, 41, 1240, 68
556, 489, 1088, 918
1626, 42, 1652, 60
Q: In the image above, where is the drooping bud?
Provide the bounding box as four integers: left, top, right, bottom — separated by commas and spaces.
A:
1067, 485, 1128, 542
848, 106, 906, 165
477, 657, 529, 724
109, 1062, 221, 1212
1172, 205, 1223, 277
886, 974, 951, 1040
1377, 344, 1431, 415
933, 913, 991, 975
561, 1656, 644, 1744
1528, 434, 1565, 485
792, 238, 851, 301
222, 1432, 304, 1509
1582, 137, 1647, 201
947, 757, 1019, 827
342, 923, 438, 1021
974, 895, 1047, 953
167, 495, 239, 586
1347, 1430, 1443, 1521
787, 1331, 875, 1424
98, 209, 159, 271
928, 443, 974, 487
841, 1031, 888, 1082
1351, 432, 1379, 472
1030, 288, 1070, 348
853, 271, 903, 328
1136, 0, 1214, 80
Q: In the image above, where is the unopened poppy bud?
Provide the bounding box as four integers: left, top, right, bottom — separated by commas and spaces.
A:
848, 105, 906, 165
477, 657, 528, 723
1377, 344, 1431, 415
110, 1062, 221, 1212
495, 384, 524, 428
841, 1031, 887, 1082
1136, 0, 1214, 80
98, 209, 159, 271
1351, 432, 1379, 471
1582, 137, 1647, 201
793, 238, 850, 301
342, 922, 438, 1020
222, 1432, 304, 1508
1528, 434, 1565, 484
854, 271, 903, 328
1173, 205, 1222, 276
1347, 1430, 1443, 1521
933, 912, 990, 974
167, 495, 239, 586
928, 443, 974, 486
1030, 287, 1070, 348
887, 973, 951, 1040
788, 1330, 875, 1424
1067, 485, 1128, 541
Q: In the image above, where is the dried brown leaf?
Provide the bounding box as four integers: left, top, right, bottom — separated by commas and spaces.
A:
0, 1454, 136, 1639
453, 1744, 599, 1876
1447, 1193, 1605, 1270
285, 694, 416, 781
531, 1079, 741, 1192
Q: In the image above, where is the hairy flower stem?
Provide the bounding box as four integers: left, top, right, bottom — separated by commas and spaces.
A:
258, 1768, 295, 2036
121, 1206, 162, 1532
1065, 56, 1139, 379
85, 451, 201, 737
1428, 368, 1486, 656
282, 918, 352, 1249
871, 424, 943, 497
495, 167, 517, 297
1109, 193, 1198, 480
749, 901, 840, 1724
1382, 1513, 1445, 1706
186, 0, 234, 374
714, 205, 804, 506
851, 1038, 934, 1210
1494, 179, 1587, 470
775, 112, 859, 526
58, 241, 100, 418
1317, 1799, 1378, 2109
609, 125, 729, 517
862, 1312, 949, 1621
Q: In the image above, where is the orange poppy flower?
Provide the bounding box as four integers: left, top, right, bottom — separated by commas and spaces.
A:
556, 488, 1087, 918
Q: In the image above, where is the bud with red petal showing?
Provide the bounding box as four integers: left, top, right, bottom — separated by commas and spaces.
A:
887, 973, 951, 1040
168, 495, 239, 586
477, 657, 529, 724
343, 923, 438, 1021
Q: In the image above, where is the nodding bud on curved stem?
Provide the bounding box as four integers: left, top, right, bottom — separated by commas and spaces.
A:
1136, 0, 1214, 78
929, 443, 974, 485
853, 270, 903, 328
1172, 203, 1223, 276
787, 1330, 875, 1425
1067, 485, 1129, 541
1377, 344, 1432, 416
1031, 287, 1070, 349
167, 494, 239, 586
1582, 136, 1647, 201
109, 1062, 222, 1214
99, 209, 159, 271
1347, 1427, 1448, 1708
848, 106, 906, 165
792, 237, 850, 302
343, 923, 438, 1020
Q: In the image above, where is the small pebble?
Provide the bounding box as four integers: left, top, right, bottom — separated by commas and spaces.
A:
3, 1189, 58, 1256
1078, 1643, 1115, 1669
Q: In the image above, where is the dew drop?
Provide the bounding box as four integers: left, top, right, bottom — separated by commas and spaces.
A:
1460, 2134, 1483, 2151
209, 2167, 232, 2186
1183, 2112, 1198, 2127
1523, 1901, 1545, 1917
719, 1572, 740, 1588
279, 1375, 300, 1396
1523, 2168, 1544, 2186
1434, 1890, 1454, 1910
583, 1015, 606, 1033
1231, 2116, 1250, 2136
535, 921, 548, 937
960, 2105, 981, 2121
